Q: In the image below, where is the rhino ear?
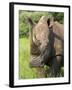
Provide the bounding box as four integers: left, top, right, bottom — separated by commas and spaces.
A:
27, 17, 36, 26
27, 17, 34, 25
47, 17, 54, 27
47, 18, 50, 26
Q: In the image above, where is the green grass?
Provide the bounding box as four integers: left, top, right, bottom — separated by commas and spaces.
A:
19, 37, 37, 79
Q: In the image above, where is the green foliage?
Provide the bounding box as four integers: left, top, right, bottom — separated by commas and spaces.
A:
19, 38, 37, 79
50, 12, 64, 24
19, 11, 64, 38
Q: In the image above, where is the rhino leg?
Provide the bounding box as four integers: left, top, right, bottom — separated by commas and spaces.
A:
48, 56, 62, 77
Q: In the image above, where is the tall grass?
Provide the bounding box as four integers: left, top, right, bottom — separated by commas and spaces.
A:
19, 37, 37, 79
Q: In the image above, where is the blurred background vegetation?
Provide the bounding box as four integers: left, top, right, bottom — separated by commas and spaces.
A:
19, 11, 64, 38
19, 11, 64, 79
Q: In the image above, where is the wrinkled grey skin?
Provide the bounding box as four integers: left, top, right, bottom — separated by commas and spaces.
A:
28, 16, 64, 77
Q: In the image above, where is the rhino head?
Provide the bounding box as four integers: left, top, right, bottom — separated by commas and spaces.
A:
28, 16, 52, 67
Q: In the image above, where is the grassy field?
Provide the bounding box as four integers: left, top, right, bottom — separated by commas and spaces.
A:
19, 37, 37, 79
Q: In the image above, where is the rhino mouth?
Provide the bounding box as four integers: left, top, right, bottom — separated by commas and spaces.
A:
29, 55, 44, 68
29, 46, 50, 68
